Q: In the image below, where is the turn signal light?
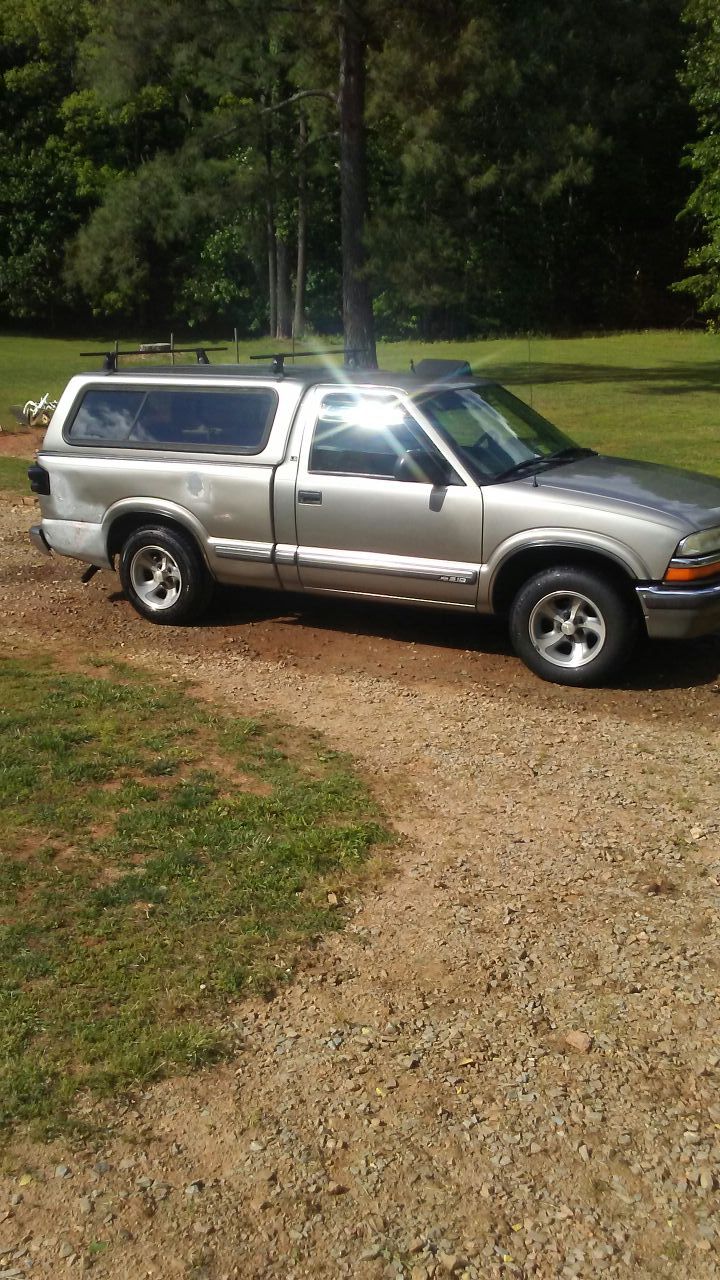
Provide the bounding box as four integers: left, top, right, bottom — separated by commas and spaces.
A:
664, 560, 720, 583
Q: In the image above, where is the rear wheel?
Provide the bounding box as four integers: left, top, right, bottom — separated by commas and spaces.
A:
119, 526, 213, 624
509, 565, 637, 686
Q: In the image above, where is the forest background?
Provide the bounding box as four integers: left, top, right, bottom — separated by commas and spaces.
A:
2, 0, 720, 359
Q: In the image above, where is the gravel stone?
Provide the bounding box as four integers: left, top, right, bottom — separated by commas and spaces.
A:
0, 491, 718, 1279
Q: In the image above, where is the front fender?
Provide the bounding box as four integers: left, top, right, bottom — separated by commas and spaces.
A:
480, 528, 651, 610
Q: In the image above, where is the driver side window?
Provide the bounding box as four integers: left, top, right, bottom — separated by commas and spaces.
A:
309, 393, 443, 480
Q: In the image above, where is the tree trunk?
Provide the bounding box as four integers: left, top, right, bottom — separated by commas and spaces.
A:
276, 236, 293, 338
338, 0, 377, 368
294, 113, 308, 339
263, 103, 278, 340
266, 206, 278, 338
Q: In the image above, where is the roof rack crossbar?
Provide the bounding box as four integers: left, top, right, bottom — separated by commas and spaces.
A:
249, 348, 364, 375
79, 347, 228, 372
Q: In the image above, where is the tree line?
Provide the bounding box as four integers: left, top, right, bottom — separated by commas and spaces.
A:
1, 0, 719, 360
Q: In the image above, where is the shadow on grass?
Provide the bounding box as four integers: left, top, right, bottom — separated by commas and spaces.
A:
189, 586, 720, 694
487, 361, 720, 391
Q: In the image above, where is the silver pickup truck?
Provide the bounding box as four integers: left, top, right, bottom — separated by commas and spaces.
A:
28, 355, 720, 686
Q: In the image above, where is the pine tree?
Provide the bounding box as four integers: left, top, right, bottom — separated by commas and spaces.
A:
675, 0, 720, 319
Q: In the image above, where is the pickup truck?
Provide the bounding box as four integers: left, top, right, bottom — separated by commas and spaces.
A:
28, 354, 720, 686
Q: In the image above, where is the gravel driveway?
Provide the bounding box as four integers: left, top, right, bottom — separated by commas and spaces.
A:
1, 486, 719, 1280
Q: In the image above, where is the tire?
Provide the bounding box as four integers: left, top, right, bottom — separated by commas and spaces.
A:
119, 525, 213, 625
508, 565, 638, 687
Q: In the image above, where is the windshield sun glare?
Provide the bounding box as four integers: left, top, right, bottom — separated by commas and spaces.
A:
415, 384, 580, 483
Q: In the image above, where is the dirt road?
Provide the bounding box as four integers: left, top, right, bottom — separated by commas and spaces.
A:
1, 483, 719, 1280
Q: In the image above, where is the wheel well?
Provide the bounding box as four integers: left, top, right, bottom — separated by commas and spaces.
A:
492, 547, 638, 616
106, 512, 204, 566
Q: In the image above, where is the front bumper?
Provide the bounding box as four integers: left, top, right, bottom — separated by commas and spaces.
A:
636, 581, 720, 640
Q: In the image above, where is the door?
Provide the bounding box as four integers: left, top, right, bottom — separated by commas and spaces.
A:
295, 389, 483, 606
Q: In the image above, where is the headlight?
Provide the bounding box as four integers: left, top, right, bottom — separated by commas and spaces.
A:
676, 525, 720, 557
665, 524, 720, 583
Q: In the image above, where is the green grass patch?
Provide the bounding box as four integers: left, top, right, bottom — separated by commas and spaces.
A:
0, 456, 30, 493
377, 331, 720, 475
0, 656, 387, 1135
1, 329, 719, 472
0, 336, 149, 427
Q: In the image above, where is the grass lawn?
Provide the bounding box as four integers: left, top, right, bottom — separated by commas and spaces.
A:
382, 330, 720, 475
0, 457, 30, 492
0, 655, 387, 1135
0, 329, 718, 474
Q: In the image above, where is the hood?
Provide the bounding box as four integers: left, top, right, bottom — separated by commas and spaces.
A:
535, 455, 720, 530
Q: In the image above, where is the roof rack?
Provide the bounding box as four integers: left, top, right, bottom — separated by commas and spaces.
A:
249, 348, 364, 375
79, 346, 228, 373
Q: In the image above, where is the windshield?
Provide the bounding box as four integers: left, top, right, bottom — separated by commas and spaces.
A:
414, 383, 584, 483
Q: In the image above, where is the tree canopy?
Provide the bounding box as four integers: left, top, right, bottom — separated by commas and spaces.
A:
0, 0, 710, 346
674, 0, 720, 320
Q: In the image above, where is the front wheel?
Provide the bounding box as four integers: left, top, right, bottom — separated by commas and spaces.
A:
119, 526, 213, 624
509, 566, 638, 686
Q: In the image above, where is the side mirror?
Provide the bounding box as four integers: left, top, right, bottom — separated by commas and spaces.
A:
394, 448, 452, 486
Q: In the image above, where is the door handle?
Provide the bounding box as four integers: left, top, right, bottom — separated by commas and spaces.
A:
298, 489, 323, 505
